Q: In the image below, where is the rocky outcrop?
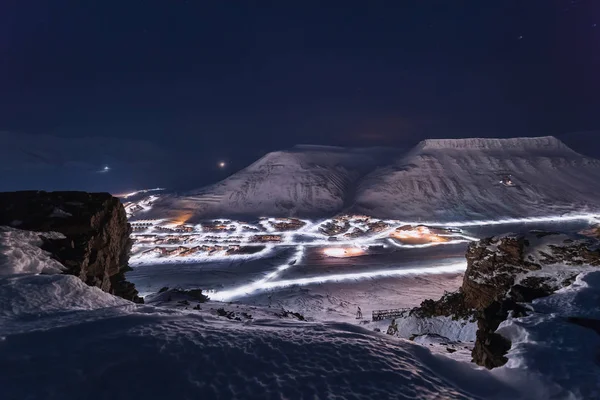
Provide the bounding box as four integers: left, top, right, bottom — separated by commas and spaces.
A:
0, 191, 142, 303
408, 230, 600, 368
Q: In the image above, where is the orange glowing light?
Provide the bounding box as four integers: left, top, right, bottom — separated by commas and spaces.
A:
323, 247, 365, 257
390, 226, 449, 244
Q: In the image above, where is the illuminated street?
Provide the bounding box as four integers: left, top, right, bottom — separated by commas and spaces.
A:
126, 197, 599, 318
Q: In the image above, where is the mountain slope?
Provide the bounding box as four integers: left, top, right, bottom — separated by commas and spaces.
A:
146, 146, 393, 221
353, 136, 600, 220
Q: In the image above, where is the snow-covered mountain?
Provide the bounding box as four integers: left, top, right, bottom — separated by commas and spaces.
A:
354, 136, 600, 220
140, 136, 600, 221
145, 146, 394, 221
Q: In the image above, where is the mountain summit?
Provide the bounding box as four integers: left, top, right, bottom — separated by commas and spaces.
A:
143, 137, 600, 222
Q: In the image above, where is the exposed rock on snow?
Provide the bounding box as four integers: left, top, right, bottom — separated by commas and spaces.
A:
0, 191, 142, 302
0, 231, 528, 400
496, 271, 600, 398
397, 231, 600, 369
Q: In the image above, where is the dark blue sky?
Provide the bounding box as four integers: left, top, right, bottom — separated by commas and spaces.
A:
1, 1, 599, 191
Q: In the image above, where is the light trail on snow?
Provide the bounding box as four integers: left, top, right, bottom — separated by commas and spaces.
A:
386, 238, 472, 249
210, 261, 468, 301
128, 210, 599, 302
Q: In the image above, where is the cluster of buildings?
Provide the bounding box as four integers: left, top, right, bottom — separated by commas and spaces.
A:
319, 221, 351, 236
267, 218, 306, 231
154, 225, 195, 233
141, 244, 265, 258
390, 225, 451, 244
250, 235, 282, 243
318, 215, 389, 238
201, 221, 237, 232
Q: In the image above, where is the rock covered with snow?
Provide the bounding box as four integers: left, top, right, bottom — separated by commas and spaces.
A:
398, 230, 600, 369
463, 231, 600, 311
0, 227, 528, 400
0, 227, 66, 275
0, 191, 142, 302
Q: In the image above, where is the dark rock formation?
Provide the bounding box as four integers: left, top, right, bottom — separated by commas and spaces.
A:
408, 231, 600, 369
0, 191, 142, 303
410, 291, 474, 321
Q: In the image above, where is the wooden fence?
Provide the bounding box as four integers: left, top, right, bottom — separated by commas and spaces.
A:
371, 308, 411, 321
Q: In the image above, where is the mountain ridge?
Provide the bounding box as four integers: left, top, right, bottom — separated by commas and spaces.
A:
140, 136, 600, 221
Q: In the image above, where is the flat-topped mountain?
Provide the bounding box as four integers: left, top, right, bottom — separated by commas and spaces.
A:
354, 136, 600, 220
139, 137, 600, 221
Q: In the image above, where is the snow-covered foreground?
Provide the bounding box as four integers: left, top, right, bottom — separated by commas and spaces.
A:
1, 281, 522, 400
139, 137, 600, 221
497, 271, 600, 398
3, 227, 600, 398
1, 227, 529, 400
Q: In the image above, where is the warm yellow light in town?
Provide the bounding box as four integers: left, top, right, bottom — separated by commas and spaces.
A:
323, 247, 364, 257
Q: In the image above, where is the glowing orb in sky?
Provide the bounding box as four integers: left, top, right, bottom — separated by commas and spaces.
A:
218, 161, 226, 168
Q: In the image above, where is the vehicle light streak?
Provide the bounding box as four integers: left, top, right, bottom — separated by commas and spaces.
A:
211, 261, 467, 301
386, 238, 471, 249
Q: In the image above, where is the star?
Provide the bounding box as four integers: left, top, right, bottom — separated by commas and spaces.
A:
218, 161, 226, 168
518, 35, 524, 40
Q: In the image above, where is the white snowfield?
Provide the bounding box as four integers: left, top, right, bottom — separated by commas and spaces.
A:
141, 136, 600, 221
0, 226, 519, 400
4, 226, 590, 400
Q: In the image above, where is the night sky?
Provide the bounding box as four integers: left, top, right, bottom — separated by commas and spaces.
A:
1, 0, 599, 192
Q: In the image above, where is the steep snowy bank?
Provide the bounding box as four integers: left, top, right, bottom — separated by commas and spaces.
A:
497, 271, 600, 398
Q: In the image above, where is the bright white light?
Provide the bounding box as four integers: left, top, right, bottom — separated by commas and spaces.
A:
323, 247, 364, 257
211, 261, 467, 301
218, 161, 226, 168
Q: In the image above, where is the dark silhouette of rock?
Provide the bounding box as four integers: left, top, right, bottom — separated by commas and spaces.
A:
0, 190, 142, 303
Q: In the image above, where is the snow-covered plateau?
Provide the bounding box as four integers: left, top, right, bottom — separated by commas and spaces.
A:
138, 136, 600, 222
